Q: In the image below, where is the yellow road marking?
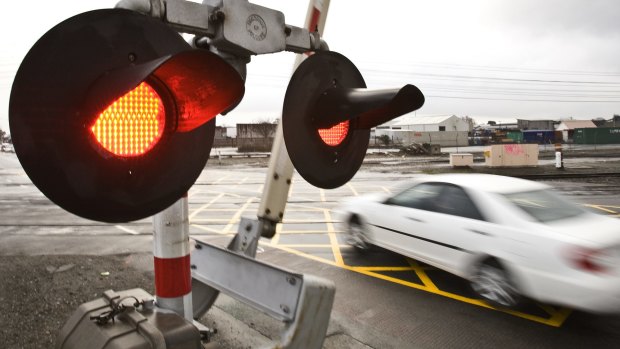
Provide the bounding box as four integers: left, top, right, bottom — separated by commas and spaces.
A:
222, 198, 255, 234
115, 225, 139, 235
281, 219, 332, 223
191, 218, 241, 223
191, 224, 231, 235
277, 244, 349, 248
547, 307, 573, 326
188, 189, 201, 198
407, 259, 439, 291
320, 189, 326, 202
352, 266, 414, 272
584, 204, 618, 214
192, 208, 249, 212
285, 203, 325, 211
347, 183, 359, 196
213, 174, 232, 183
283, 208, 329, 212
264, 242, 571, 327
200, 190, 246, 198
189, 193, 225, 220
270, 223, 283, 245
324, 209, 344, 266
534, 303, 572, 326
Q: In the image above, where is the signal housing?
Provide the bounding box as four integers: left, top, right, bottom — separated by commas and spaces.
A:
9, 9, 244, 222
282, 51, 424, 189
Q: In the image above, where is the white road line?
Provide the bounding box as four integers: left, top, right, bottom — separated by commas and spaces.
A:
115, 225, 140, 235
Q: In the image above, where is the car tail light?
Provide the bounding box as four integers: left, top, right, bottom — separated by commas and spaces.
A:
567, 247, 615, 273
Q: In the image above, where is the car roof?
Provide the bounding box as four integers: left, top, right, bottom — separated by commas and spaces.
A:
417, 173, 549, 194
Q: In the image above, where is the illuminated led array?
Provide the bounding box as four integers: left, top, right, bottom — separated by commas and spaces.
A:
91, 82, 165, 157
318, 121, 349, 146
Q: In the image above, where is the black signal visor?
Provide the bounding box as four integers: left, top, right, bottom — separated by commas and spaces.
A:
312, 85, 425, 129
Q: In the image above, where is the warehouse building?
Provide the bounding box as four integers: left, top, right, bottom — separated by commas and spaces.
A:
375, 115, 471, 147
555, 120, 597, 143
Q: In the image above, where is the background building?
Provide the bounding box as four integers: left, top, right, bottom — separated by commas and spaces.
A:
555, 120, 597, 143
236, 122, 277, 152
517, 119, 556, 131
375, 115, 471, 147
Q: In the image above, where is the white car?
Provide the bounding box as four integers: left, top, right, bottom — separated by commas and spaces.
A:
335, 173, 620, 313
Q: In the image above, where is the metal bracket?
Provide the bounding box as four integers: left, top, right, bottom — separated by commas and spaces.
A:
116, 0, 323, 54
227, 216, 263, 257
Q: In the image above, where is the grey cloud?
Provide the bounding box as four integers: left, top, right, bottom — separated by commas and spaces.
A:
487, 0, 620, 38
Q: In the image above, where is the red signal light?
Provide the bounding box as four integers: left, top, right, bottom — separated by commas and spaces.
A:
91, 82, 166, 157
318, 121, 349, 146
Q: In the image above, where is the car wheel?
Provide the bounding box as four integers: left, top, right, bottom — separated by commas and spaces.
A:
346, 216, 371, 251
470, 259, 521, 308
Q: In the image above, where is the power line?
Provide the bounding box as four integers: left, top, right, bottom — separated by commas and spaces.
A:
421, 86, 620, 99
363, 69, 620, 86
358, 60, 620, 77
426, 95, 620, 103
419, 82, 620, 94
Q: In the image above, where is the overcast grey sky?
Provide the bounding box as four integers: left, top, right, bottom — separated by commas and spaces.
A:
1, 0, 619, 132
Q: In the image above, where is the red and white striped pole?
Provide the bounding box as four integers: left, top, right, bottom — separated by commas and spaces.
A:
152, 193, 193, 320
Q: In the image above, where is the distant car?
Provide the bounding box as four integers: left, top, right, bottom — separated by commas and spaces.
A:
335, 174, 620, 313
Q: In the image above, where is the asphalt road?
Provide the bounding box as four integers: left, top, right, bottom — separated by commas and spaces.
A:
1, 151, 620, 348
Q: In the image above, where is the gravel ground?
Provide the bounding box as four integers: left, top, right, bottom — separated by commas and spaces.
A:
0, 254, 153, 348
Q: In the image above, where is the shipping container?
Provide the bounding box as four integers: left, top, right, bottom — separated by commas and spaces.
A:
574, 127, 620, 144
506, 131, 523, 143
522, 130, 555, 144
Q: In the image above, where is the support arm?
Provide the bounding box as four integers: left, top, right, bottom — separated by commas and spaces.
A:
116, 0, 324, 55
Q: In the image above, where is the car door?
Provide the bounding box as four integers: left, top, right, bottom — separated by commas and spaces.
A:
363, 182, 445, 259
371, 182, 493, 276
417, 184, 493, 275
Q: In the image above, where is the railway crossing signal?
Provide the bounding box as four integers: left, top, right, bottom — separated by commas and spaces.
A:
9, 9, 244, 222
282, 51, 425, 189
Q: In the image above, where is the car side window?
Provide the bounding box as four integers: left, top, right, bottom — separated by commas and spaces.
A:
433, 185, 485, 221
388, 182, 485, 221
387, 183, 443, 210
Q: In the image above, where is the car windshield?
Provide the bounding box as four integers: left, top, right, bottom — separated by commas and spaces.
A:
502, 189, 585, 223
